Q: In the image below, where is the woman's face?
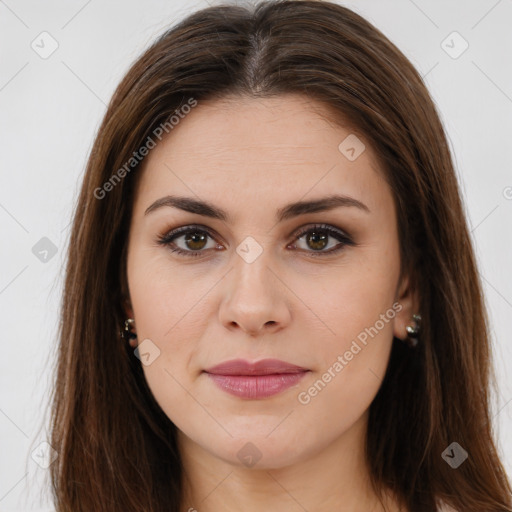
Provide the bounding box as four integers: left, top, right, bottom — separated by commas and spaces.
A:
125, 93, 416, 469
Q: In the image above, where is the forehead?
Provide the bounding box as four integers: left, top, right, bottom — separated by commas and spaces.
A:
132, 94, 391, 219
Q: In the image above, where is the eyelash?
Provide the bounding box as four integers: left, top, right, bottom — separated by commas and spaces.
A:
156, 223, 355, 258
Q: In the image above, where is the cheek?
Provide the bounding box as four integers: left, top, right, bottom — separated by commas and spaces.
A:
292, 248, 398, 417
298, 254, 399, 355
127, 244, 212, 339
132, 294, 207, 433
294, 289, 396, 435
126, 249, 207, 412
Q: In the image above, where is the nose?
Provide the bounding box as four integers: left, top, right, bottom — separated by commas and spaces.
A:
218, 251, 292, 337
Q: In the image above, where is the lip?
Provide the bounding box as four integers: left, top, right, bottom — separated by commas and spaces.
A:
204, 358, 309, 376
203, 358, 310, 399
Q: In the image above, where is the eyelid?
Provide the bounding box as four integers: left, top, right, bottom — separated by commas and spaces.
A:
292, 223, 352, 243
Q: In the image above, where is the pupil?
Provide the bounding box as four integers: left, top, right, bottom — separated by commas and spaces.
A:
307, 231, 327, 250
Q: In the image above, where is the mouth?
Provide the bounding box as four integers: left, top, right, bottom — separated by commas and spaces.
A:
203, 358, 310, 399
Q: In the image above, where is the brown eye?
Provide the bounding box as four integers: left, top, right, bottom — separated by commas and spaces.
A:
291, 224, 354, 256
182, 231, 208, 251
304, 230, 329, 251
157, 226, 220, 257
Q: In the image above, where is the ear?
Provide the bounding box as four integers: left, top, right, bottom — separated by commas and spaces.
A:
122, 297, 134, 319
392, 273, 419, 341
121, 298, 138, 348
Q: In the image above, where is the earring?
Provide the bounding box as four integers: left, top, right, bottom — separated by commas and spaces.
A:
404, 313, 421, 347
120, 318, 137, 347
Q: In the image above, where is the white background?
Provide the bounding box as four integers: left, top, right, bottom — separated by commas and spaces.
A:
0, 0, 511, 510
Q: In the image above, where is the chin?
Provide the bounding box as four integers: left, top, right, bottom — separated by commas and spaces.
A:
208, 432, 313, 470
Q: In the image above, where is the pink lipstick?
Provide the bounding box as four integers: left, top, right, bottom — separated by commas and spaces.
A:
203, 358, 309, 399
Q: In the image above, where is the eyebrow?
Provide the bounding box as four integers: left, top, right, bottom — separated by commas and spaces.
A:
144, 194, 370, 222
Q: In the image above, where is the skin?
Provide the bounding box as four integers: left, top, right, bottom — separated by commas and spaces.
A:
124, 93, 418, 512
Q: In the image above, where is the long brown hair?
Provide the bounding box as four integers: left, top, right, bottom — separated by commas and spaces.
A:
48, 1, 512, 510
